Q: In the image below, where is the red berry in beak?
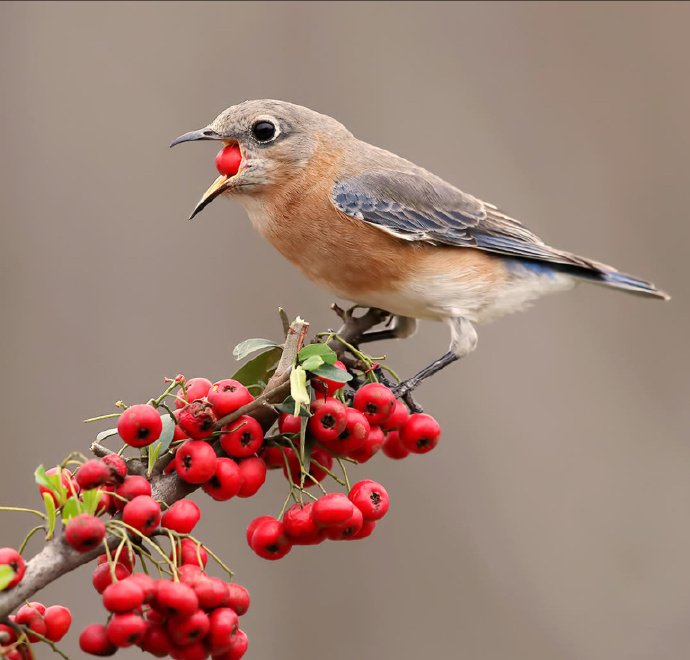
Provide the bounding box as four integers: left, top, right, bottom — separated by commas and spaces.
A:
216, 144, 242, 178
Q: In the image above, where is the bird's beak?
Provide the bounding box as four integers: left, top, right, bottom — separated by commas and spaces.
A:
170, 127, 234, 220
188, 174, 231, 220
169, 127, 223, 148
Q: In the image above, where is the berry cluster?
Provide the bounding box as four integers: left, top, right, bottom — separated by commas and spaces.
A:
0, 600, 71, 658
0, 324, 443, 659
81, 551, 249, 659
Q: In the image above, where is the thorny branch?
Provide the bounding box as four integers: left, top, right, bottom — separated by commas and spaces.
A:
0, 309, 389, 620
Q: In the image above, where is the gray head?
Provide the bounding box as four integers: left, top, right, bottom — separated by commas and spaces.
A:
171, 99, 351, 219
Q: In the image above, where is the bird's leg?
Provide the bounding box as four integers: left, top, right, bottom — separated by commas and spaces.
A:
358, 315, 418, 344
393, 317, 478, 400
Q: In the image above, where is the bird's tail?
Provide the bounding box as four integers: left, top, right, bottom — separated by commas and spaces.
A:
559, 262, 670, 300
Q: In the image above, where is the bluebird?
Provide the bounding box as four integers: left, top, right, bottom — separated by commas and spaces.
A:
171, 100, 668, 397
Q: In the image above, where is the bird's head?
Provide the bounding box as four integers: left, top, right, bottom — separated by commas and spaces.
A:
171, 99, 350, 219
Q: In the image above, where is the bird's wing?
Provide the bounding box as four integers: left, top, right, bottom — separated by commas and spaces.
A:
331, 171, 596, 270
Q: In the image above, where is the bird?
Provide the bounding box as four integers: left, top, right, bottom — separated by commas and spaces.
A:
171, 99, 668, 398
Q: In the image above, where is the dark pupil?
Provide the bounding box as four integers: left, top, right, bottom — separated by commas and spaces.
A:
253, 121, 275, 142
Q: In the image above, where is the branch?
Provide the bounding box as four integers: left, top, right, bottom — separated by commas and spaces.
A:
0, 317, 310, 620
0, 310, 393, 620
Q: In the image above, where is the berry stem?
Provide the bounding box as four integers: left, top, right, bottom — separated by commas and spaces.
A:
18, 525, 47, 555
83, 412, 121, 423
0, 507, 47, 521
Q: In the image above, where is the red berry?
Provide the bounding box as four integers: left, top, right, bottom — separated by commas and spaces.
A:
80, 623, 117, 656
170, 640, 209, 660
98, 547, 136, 572
92, 562, 131, 594
311, 493, 355, 527
381, 399, 409, 430
102, 454, 127, 484
95, 489, 113, 516
15, 603, 47, 642
215, 144, 242, 178
348, 424, 384, 463
173, 538, 208, 568
226, 583, 250, 616
167, 609, 210, 647
321, 407, 369, 454
207, 379, 254, 419
400, 413, 441, 453
381, 429, 410, 459
141, 623, 172, 657
349, 480, 390, 521
353, 382, 396, 425
118, 404, 162, 448
0, 623, 18, 645
311, 360, 348, 395
176, 440, 218, 484
351, 519, 377, 540
246, 516, 273, 546
103, 577, 145, 613
0, 547, 25, 589
175, 377, 213, 409
282, 503, 326, 545
220, 415, 264, 458
307, 397, 347, 442
65, 514, 106, 552
282, 447, 332, 487
115, 474, 152, 508
172, 410, 189, 442
260, 445, 285, 469
177, 400, 217, 440
277, 413, 301, 435
228, 628, 249, 659
249, 517, 292, 560
24, 601, 46, 615
237, 457, 267, 498
122, 495, 161, 536
207, 607, 239, 654
155, 580, 199, 617
106, 612, 147, 647
129, 572, 157, 602
194, 576, 229, 610
203, 457, 241, 501
162, 500, 201, 534
326, 504, 364, 540
178, 564, 204, 587
76, 459, 111, 490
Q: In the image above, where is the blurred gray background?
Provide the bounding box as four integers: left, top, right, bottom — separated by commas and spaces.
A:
1, 2, 689, 658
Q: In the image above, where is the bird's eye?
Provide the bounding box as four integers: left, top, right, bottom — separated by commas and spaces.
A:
251, 120, 277, 143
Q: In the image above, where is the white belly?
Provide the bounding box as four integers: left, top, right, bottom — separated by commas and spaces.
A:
346, 265, 574, 324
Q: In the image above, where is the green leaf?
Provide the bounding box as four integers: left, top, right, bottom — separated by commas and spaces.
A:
96, 428, 122, 443
147, 442, 162, 477
34, 465, 52, 490
233, 338, 280, 361
274, 396, 296, 415
157, 414, 176, 454
232, 346, 282, 387
290, 366, 310, 416
81, 489, 104, 516
34, 465, 64, 502
298, 343, 337, 365
43, 492, 56, 540
0, 564, 15, 591
300, 355, 325, 372
61, 496, 81, 523
309, 363, 352, 383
